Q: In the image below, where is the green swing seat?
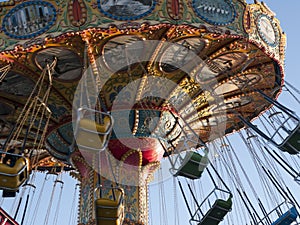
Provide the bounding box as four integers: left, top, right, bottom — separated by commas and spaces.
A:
95, 187, 124, 225
174, 151, 208, 179
277, 123, 300, 154
197, 196, 233, 225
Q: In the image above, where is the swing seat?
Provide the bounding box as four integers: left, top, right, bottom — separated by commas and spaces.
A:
198, 196, 233, 225
278, 124, 300, 154
174, 151, 208, 179
0, 158, 29, 190
2, 190, 17, 198
0, 157, 29, 191
271, 206, 299, 225
95, 188, 124, 225
238, 114, 300, 155
76, 116, 112, 151
95, 217, 123, 225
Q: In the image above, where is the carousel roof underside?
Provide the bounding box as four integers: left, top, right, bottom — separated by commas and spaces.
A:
0, 0, 286, 168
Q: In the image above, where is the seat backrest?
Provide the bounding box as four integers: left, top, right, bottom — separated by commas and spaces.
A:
79, 116, 111, 133
214, 196, 233, 210
95, 187, 124, 204
0, 158, 27, 175
96, 198, 120, 207
279, 126, 300, 154
174, 151, 208, 179
272, 206, 299, 225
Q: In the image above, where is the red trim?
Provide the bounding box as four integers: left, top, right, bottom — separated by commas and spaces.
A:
171, 0, 179, 16
0, 207, 19, 225
73, 0, 82, 22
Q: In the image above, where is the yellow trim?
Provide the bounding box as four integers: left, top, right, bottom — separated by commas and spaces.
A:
79, 117, 111, 133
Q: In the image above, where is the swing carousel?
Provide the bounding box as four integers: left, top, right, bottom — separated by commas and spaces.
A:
0, 0, 299, 225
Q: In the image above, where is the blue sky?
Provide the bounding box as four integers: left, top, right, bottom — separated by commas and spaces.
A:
149, 1, 300, 225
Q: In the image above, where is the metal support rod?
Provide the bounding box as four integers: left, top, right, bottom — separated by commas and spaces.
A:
187, 183, 204, 218
258, 198, 272, 224
266, 147, 299, 177
21, 194, 30, 225
169, 110, 206, 147
236, 188, 257, 223
178, 180, 193, 218
14, 197, 22, 220
256, 89, 298, 119
243, 190, 261, 221
208, 163, 231, 193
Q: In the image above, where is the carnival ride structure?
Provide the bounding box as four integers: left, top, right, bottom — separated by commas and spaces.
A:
0, 0, 299, 225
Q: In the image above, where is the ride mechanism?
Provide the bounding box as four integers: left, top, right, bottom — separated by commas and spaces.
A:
0, 0, 299, 225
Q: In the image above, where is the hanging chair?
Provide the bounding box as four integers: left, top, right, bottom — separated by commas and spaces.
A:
197, 197, 233, 225
94, 186, 125, 225
0, 152, 29, 192
239, 113, 300, 155
239, 90, 300, 154
271, 206, 298, 225
160, 111, 209, 180
178, 165, 233, 225
0, 59, 54, 196
257, 202, 299, 225
189, 188, 233, 225
272, 120, 300, 155
75, 107, 113, 152
171, 150, 209, 179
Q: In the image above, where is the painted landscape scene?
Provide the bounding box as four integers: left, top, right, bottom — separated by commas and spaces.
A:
100, 0, 153, 18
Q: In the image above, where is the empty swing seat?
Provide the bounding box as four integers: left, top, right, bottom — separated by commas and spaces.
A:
76, 116, 112, 151
271, 206, 299, 225
198, 196, 233, 225
0, 157, 29, 191
95, 188, 124, 225
278, 124, 300, 154
174, 151, 208, 179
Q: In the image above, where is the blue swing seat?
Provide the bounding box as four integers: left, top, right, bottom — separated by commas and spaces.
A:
271, 206, 299, 225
